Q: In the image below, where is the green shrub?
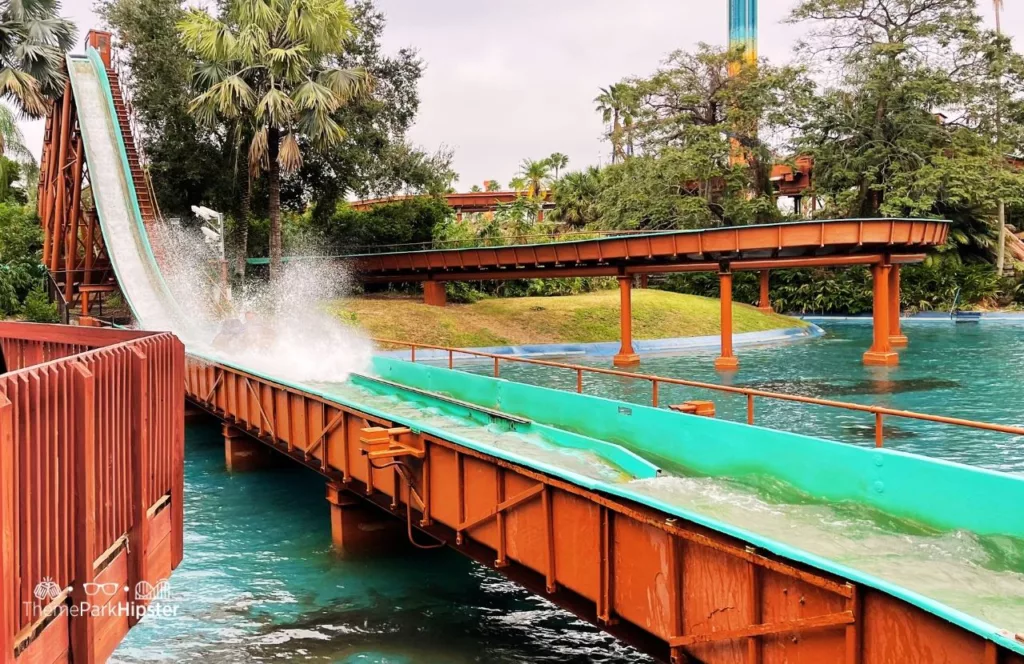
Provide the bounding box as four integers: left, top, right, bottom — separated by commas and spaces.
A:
21, 285, 59, 323
659, 256, 1003, 314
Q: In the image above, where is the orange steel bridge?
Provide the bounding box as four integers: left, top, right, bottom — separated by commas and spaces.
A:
184, 351, 1024, 664
0, 323, 185, 664
345, 218, 949, 368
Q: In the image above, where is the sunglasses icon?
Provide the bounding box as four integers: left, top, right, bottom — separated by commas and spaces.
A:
83, 582, 121, 596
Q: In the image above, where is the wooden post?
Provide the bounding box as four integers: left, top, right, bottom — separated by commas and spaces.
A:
888, 264, 908, 347
71, 363, 97, 664
715, 267, 739, 371
613, 275, 640, 367
172, 341, 185, 568
423, 280, 446, 307
50, 83, 73, 275
757, 270, 773, 313
128, 349, 149, 625
65, 135, 85, 303
863, 262, 899, 366
0, 396, 14, 664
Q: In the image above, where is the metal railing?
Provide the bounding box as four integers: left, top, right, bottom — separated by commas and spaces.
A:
373, 338, 1024, 449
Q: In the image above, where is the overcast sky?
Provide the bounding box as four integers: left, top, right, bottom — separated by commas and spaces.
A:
19, 0, 1024, 191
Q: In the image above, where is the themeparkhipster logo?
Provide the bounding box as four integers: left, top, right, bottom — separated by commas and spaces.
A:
26, 576, 179, 620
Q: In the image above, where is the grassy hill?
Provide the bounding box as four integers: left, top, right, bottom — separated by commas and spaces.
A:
329, 290, 806, 348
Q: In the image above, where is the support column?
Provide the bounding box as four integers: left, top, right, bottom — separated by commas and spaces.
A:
423, 280, 446, 307
223, 424, 279, 472
863, 262, 899, 366
326, 483, 406, 555
714, 267, 739, 371
757, 269, 772, 313
638, 274, 649, 289
888, 264, 908, 347
613, 274, 640, 366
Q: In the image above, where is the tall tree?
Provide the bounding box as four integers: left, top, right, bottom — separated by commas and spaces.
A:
594, 84, 635, 163
179, 0, 370, 279
548, 152, 568, 180
0, 0, 76, 116
550, 167, 601, 228
790, 0, 1024, 258
484, 179, 501, 192
518, 158, 551, 198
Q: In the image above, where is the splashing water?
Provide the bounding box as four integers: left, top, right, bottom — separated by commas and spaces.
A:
155, 223, 373, 384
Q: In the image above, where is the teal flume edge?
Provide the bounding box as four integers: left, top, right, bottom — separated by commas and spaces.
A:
188, 349, 1022, 655
67, 48, 184, 324
349, 373, 661, 480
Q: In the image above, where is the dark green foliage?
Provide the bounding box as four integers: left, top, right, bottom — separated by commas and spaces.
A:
322, 197, 453, 252
20, 286, 58, 322
0, 203, 46, 316
660, 259, 1006, 315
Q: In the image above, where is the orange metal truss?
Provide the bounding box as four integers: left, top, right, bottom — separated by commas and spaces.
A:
184, 354, 1023, 664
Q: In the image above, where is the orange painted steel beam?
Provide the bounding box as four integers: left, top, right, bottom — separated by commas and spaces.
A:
715, 268, 739, 371
349, 219, 948, 282
185, 355, 1023, 664
888, 264, 908, 347
50, 83, 74, 275
374, 338, 1024, 443
613, 275, 639, 366
758, 269, 772, 313
64, 135, 85, 302
863, 262, 899, 366
357, 251, 932, 284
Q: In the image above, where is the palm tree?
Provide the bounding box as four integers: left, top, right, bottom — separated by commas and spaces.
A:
0, 0, 76, 116
548, 152, 569, 180
484, 179, 501, 192
550, 167, 602, 228
508, 176, 527, 193
0, 104, 38, 198
469, 184, 482, 192
518, 158, 551, 199
594, 84, 635, 164
179, 0, 370, 279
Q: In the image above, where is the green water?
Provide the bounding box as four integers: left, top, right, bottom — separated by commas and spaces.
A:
114, 322, 1024, 660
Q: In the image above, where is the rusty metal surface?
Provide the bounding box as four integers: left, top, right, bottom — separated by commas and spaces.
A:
346, 218, 948, 283
0, 323, 185, 664
184, 354, 1022, 664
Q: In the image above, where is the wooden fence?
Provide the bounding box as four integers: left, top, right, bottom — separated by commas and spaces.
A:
0, 322, 184, 664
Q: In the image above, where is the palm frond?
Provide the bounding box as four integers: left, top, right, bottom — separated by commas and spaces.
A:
178, 10, 237, 62
248, 125, 269, 176
255, 87, 295, 125
235, 0, 284, 34
278, 131, 302, 173
0, 68, 46, 116
291, 79, 338, 112
318, 66, 369, 101
266, 45, 310, 82
296, 108, 344, 149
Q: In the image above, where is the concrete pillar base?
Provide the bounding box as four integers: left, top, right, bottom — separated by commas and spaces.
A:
424, 281, 446, 307
326, 484, 407, 556
714, 356, 740, 371
612, 353, 640, 367
224, 424, 279, 472
889, 335, 909, 348
862, 351, 899, 367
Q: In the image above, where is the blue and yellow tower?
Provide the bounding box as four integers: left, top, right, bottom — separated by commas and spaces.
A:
728, 0, 757, 74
